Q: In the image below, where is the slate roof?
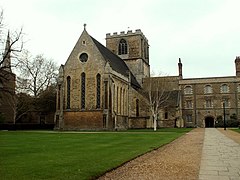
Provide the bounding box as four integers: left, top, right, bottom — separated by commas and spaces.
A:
162, 90, 180, 107
90, 36, 141, 89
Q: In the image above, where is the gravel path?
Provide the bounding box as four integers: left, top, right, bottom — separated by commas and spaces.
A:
98, 128, 205, 180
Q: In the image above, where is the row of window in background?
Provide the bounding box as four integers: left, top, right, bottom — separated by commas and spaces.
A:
185, 98, 230, 109
184, 84, 235, 94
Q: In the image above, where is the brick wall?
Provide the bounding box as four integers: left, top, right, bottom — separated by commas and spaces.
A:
63, 111, 103, 130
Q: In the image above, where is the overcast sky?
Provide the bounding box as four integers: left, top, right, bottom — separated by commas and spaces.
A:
1, 0, 240, 78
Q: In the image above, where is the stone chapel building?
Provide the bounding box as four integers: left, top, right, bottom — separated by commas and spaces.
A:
55, 26, 240, 130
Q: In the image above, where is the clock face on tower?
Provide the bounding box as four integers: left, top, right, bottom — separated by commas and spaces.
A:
79, 53, 88, 62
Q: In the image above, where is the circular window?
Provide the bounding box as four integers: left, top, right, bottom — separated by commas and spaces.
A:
79, 53, 88, 62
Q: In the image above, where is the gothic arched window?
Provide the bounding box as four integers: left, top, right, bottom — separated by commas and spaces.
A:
96, 74, 101, 109
136, 99, 139, 117
117, 86, 119, 113
81, 72, 86, 109
118, 39, 128, 55
120, 87, 122, 114
66, 76, 71, 109
164, 111, 168, 119
123, 89, 125, 115
57, 85, 61, 110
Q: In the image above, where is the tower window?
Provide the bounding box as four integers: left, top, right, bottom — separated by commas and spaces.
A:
81, 73, 86, 109
118, 39, 128, 55
96, 74, 101, 109
66, 76, 71, 109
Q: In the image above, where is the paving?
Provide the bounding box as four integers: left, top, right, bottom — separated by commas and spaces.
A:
199, 128, 240, 180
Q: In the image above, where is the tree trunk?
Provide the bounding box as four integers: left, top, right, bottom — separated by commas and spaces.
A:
153, 115, 157, 131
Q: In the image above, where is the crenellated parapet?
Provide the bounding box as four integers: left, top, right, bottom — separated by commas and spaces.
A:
106, 29, 148, 42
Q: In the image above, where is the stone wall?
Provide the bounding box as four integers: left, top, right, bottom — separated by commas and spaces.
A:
63, 111, 103, 130
180, 77, 240, 127
129, 117, 147, 128
115, 115, 128, 130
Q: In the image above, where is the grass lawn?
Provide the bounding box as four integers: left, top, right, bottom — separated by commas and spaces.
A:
231, 128, 240, 133
0, 128, 192, 180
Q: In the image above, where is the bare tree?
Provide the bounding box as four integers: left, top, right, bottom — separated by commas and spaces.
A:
15, 93, 35, 123
143, 75, 177, 131
18, 50, 57, 97
0, 10, 24, 123
0, 10, 24, 78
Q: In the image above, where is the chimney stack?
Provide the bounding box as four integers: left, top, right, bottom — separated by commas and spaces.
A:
235, 56, 240, 76
178, 58, 183, 79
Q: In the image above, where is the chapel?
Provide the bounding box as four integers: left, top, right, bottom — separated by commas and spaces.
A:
55, 25, 240, 129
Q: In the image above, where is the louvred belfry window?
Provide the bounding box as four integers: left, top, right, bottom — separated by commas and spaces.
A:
118, 39, 128, 55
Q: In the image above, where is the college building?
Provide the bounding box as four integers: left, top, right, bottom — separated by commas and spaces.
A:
54, 25, 240, 130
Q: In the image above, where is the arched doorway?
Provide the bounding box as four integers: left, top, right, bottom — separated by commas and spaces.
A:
205, 116, 214, 128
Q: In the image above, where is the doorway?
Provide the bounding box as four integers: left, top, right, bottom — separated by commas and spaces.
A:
205, 116, 214, 128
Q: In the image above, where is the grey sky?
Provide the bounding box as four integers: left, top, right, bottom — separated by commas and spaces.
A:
1, 0, 240, 78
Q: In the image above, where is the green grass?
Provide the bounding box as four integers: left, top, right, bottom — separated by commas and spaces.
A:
231, 128, 240, 133
0, 128, 192, 180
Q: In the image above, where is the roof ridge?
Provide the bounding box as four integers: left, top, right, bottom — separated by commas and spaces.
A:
90, 36, 141, 89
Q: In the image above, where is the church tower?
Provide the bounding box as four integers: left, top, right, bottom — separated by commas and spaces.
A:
2, 31, 12, 73
106, 29, 150, 86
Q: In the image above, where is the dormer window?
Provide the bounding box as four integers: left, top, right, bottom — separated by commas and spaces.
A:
221, 84, 229, 93
204, 85, 212, 94
238, 84, 240, 92
118, 39, 128, 55
184, 85, 193, 94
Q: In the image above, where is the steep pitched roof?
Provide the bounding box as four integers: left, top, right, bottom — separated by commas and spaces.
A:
90, 36, 141, 89
164, 90, 180, 107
